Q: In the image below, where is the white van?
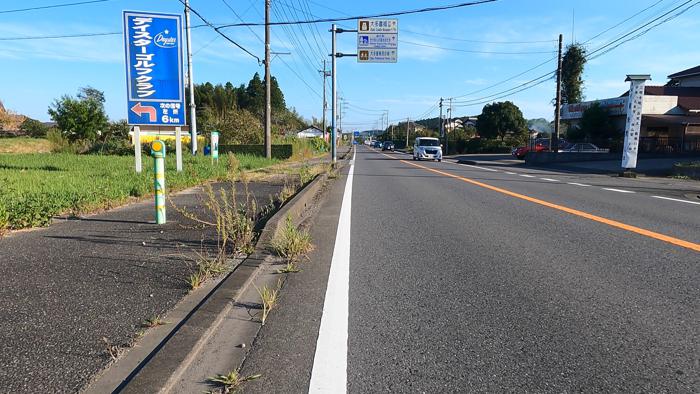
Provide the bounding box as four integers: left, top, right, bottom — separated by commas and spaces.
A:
413, 137, 442, 162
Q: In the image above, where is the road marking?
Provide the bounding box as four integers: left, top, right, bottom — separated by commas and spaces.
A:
505, 171, 517, 175
460, 164, 499, 172
401, 159, 700, 253
519, 174, 536, 178
652, 195, 700, 206
602, 188, 635, 194
541, 178, 559, 182
568, 182, 591, 187
308, 149, 354, 393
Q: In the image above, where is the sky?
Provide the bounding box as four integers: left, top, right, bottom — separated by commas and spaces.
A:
1, 0, 699, 131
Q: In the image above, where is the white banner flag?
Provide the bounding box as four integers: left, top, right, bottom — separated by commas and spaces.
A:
621, 77, 648, 169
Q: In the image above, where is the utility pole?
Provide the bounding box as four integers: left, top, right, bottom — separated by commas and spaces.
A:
405, 117, 410, 149
330, 24, 337, 163
447, 98, 453, 155
264, 0, 272, 159
184, 0, 197, 154
318, 60, 330, 141
439, 97, 444, 148
553, 33, 563, 152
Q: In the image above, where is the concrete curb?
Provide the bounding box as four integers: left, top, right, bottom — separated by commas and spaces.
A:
87, 153, 350, 393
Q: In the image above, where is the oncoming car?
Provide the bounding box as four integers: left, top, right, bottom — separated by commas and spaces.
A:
413, 137, 442, 162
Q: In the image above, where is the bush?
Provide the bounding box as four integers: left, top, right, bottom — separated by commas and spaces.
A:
461, 138, 514, 154
19, 118, 50, 138
219, 144, 293, 159
47, 129, 76, 153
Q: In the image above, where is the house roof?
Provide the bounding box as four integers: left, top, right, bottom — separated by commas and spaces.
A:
643, 114, 700, 125
668, 65, 700, 79
297, 126, 323, 133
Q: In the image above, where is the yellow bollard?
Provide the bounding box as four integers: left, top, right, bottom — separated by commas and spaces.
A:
151, 140, 166, 224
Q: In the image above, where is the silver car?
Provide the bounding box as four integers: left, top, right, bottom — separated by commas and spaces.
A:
413, 137, 443, 162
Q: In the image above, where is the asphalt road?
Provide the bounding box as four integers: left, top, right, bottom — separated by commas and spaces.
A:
241, 145, 698, 393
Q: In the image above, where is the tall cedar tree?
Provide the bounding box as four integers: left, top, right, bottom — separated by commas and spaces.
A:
561, 43, 587, 105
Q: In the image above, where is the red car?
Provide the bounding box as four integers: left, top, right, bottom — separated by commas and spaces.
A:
512, 144, 547, 160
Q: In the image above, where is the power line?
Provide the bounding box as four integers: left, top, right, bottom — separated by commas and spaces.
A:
448, 56, 556, 100
401, 29, 557, 45
586, 0, 699, 60
400, 40, 557, 55
176, 0, 261, 63
0, 24, 211, 41
582, 0, 665, 44
0, 0, 111, 14
218, 0, 498, 27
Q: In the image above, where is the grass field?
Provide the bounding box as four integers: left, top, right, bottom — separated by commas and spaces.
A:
0, 137, 52, 153
0, 153, 278, 231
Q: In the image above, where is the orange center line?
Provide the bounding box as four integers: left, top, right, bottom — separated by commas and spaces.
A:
375, 150, 699, 253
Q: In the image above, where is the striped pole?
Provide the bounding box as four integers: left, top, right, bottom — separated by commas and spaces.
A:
151, 140, 167, 224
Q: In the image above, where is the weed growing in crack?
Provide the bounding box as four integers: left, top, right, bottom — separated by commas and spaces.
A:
142, 315, 168, 328
256, 279, 282, 326
208, 370, 261, 393
101, 337, 124, 361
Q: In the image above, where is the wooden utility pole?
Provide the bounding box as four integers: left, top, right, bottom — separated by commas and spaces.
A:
553, 33, 563, 152
264, 0, 272, 159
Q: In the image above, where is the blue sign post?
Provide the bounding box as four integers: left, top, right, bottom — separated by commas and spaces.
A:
123, 11, 185, 126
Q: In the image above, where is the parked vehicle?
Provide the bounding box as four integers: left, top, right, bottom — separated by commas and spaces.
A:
382, 141, 395, 151
413, 137, 442, 162
558, 142, 609, 153
512, 144, 547, 160
372, 141, 383, 149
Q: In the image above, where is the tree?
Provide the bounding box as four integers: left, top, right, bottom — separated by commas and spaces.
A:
476, 101, 527, 141
19, 118, 49, 138
561, 44, 586, 105
577, 103, 619, 141
48, 86, 108, 142
212, 108, 263, 145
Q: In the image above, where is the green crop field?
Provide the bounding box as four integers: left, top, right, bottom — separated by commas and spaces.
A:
0, 153, 278, 231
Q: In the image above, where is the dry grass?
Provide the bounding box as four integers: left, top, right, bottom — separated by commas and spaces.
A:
256, 279, 282, 326
0, 137, 52, 153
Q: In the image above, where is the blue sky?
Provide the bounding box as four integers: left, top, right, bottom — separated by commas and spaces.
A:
1, 0, 699, 130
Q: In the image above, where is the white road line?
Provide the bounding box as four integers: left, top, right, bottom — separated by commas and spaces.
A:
651, 195, 700, 206
460, 164, 499, 172
308, 149, 354, 394
519, 174, 536, 178
541, 178, 559, 182
568, 182, 592, 187
505, 171, 517, 175
602, 187, 635, 194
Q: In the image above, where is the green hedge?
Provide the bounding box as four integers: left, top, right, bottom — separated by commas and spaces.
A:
219, 144, 293, 159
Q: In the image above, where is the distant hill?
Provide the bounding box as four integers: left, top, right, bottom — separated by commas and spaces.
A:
527, 118, 553, 134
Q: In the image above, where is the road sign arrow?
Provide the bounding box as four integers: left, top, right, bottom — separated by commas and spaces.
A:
131, 102, 157, 122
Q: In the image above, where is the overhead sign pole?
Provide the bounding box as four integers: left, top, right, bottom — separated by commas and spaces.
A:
184, 0, 198, 155
123, 11, 186, 171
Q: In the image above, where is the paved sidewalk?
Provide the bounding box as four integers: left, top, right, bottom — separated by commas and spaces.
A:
0, 179, 288, 392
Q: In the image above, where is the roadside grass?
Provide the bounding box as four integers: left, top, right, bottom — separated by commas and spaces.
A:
271, 215, 313, 273
0, 153, 278, 231
256, 279, 282, 326
208, 370, 261, 393
0, 137, 52, 154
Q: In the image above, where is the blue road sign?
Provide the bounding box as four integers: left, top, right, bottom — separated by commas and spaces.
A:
353, 131, 360, 137
123, 11, 185, 126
